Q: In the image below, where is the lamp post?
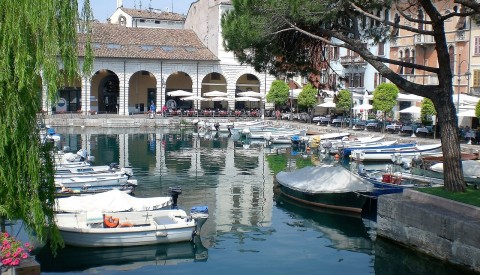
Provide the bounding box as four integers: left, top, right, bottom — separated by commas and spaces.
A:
456, 59, 470, 112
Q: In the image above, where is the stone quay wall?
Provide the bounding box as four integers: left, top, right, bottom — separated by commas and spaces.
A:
377, 189, 480, 272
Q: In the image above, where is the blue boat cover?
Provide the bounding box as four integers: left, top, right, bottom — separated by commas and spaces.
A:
291, 135, 301, 142
47, 128, 56, 135
190, 206, 209, 214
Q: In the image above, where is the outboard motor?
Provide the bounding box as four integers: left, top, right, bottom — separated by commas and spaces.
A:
322, 141, 332, 155
357, 163, 366, 176
190, 205, 209, 233
214, 122, 220, 131
169, 186, 182, 209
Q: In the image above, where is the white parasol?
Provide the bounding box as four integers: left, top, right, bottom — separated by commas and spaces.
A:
167, 90, 194, 97
203, 91, 228, 97
237, 91, 263, 98
235, 96, 261, 102
399, 106, 421, 114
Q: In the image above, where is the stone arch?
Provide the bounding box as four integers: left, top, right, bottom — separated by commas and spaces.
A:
164, 71, 193, 110
56, 70, 82, 113
235, 73, 261, 110
128, 70, 157, 114
201, 72, 228, 110
91, 69, 120, 114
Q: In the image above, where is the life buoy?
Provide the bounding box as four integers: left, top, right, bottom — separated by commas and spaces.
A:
103, 215, 119, 228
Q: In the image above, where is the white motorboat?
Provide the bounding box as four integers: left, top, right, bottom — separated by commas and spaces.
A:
54, 189, 209, 247
350, 143, 442, 161
55, 164, 134, 179
54, 174, 138, 193
54, 149, 95, 167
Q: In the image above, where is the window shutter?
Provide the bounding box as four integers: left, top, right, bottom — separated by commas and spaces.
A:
473, 70, 480, 87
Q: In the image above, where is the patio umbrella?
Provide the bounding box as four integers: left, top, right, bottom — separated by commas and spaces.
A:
235, 96, 261, 102
237, 91, 263, 98
208, 97, 229, 101
399, 106, 421, 114
457, 109, 476, 117
204, 91, 228, 97
167, 90, 193, 97
180, 95, 206, 101
317, 101, 337, 108
352, 103, 373, 110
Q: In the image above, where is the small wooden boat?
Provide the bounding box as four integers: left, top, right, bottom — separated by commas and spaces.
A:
275, 165, 373, 213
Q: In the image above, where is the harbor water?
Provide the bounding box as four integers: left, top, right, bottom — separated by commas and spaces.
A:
22, 127, 474, 274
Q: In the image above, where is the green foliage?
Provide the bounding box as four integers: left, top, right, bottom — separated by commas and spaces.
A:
297, 84, 317, 110
421, 98, 436, 125
266, 80, 290, 108
372, 83, 399, 114
475, 100, 480, 119
0, 0, 93, 254
335, 90, 352, 110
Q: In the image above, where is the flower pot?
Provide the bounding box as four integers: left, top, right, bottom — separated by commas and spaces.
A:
1, 257, 40, 275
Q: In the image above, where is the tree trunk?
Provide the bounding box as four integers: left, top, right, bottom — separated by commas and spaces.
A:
435, 94, 466, 192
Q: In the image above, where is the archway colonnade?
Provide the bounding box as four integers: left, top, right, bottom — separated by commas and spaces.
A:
42, 59, 275, 116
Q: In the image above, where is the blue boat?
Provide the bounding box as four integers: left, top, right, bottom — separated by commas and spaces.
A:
342, 142, 416, 158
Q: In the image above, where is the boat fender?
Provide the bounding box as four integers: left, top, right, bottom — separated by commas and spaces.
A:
103, 215, 119, 228
118, 222, 134, 228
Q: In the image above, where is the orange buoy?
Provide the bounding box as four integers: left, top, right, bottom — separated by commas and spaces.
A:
103, 215, 120, 228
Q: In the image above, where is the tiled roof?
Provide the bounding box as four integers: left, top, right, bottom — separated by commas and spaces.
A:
77, 23, 218, 61
120, 8, 185, 21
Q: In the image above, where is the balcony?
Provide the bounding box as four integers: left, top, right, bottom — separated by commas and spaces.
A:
413, 34, 435, 45
340, 55, 367, 67
456, 30, 466, 42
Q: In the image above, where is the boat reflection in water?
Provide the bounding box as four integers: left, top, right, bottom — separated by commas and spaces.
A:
34, 236, 208, 273
274, 193, 374, 254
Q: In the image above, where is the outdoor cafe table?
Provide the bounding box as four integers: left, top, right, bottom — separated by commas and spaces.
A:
386, 124, 402, 132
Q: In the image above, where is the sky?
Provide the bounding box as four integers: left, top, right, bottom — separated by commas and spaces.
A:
78, 0, 195, 22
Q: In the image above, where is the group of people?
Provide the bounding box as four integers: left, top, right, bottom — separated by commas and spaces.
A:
149, 102, 168, 118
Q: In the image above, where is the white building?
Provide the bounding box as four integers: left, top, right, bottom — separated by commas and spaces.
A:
44, 0, 275, 116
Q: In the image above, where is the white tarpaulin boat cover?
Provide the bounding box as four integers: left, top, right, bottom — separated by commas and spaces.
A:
430, 160, 480, 178
276, 165, 373, 193
55, 189, 172, 213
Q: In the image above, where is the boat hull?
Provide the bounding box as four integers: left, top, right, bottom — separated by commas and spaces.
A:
56, 210, 197, 247
277, 184, 369, 213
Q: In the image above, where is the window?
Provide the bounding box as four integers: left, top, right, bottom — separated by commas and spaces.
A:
473, 70, 480, 87
449, 46, 455, 74
418, 10, 424, 31
107, 43, 121, 49
119, 16, 126, 26
404, 49, 412, 74
378, 42, 385, 56
475, 37, 480, 55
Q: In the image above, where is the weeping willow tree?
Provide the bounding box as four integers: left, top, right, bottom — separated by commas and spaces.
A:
0, 0, 93, 253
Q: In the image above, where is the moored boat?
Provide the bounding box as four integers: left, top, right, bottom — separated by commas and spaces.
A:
275, 165, 374, 213
350, 143, 441, 161
54, 189, 208, 247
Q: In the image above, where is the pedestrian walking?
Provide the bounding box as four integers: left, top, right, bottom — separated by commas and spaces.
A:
150, 101, 156, 118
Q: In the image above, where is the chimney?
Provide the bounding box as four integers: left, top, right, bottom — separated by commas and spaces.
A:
117, 0, 123, 8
